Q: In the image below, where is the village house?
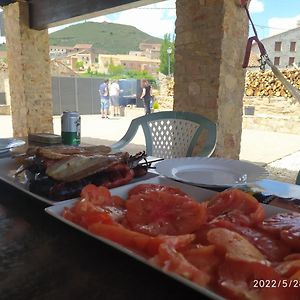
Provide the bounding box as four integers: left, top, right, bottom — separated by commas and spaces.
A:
252, 23, 300, 69
139, 41, 161, 59
97, 53, 160, 75
49, 45, 73, 58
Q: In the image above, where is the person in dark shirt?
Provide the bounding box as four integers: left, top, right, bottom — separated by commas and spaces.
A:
140, 79, 152, 115
99, 79, 110, 118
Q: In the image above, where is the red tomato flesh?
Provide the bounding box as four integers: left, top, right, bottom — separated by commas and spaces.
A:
209, 219, 291, 262
207, 189, 265, 226
128, 184, 188, 198
259, 212, 300, 251
126, 190, 207, 236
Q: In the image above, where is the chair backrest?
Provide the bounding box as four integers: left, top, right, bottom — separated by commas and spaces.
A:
111, 111, 216, 159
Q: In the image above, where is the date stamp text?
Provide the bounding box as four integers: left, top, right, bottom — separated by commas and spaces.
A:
253, 279, 300, 288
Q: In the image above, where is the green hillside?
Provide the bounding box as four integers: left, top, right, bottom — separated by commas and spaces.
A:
49, 22, 162, 54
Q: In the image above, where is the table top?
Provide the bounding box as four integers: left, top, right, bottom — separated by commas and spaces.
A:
0, 180, 209, 300
2, 152, 300, 300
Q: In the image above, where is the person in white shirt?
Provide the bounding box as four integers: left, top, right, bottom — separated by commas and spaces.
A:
109, 80, 120, 116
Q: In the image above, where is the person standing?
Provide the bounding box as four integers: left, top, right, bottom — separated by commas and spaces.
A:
109, 80, 120, 116
99, 79, 110, 119
140, 79, 152, 115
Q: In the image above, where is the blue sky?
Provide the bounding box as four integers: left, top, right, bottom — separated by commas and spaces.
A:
50, 0, 300, 40
249, 0, 300, 38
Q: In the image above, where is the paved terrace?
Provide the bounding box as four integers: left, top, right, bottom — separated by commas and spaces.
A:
2, 107, 300, 183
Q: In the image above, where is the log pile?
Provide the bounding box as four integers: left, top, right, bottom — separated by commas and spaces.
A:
158, 73, 174, 97
245, 69, 300, 97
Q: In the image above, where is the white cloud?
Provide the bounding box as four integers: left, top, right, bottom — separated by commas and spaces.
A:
249, 0, 264, 13
89, 0, 176, 38
268, 15, 300, 36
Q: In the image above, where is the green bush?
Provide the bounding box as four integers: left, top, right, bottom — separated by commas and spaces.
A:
152, 100, 159, 110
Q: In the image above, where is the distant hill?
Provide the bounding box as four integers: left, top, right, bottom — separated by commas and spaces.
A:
49, 22, 163, 54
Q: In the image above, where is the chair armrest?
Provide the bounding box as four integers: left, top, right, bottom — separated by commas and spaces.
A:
110, 119, 140, 152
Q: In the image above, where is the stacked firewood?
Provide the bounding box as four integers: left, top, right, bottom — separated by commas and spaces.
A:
158, 74, 174, 97
245, 69, 300, 97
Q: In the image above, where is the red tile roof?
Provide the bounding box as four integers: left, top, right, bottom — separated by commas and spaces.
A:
73, 44, 93, 49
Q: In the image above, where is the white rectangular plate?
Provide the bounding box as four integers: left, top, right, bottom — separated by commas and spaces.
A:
46, 177, 224, 300
46, 176, 288, 300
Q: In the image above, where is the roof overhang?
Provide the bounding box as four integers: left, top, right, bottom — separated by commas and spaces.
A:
1, 0, 164, 30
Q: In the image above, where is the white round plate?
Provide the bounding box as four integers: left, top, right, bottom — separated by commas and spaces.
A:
156, 157, 268, 188
0, 138, 25, 154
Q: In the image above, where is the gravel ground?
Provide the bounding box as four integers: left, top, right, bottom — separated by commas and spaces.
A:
265, 166, 298, 184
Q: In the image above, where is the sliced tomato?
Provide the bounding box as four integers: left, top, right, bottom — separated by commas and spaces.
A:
275, 259, 300, 277
218, 260, 296, 300
209, 219, 291, 261
126, 190, 207, 236
182, 245, 222, 276
81, 210, 115, 228
110, 195, 125, 207
290, 269, 300, 280
89, 222, 162, 257
128, 184, 188, 198
284, 253, 300, 261
151, 241, 211, 287
207, 228, 269, 265
63, 207, 81, 224
81, 184, 110, 201
207, 189, 265, 226
259, 212, 300, 250
89, 222, 194, 258
81, 184, 125, 208
71, 197, 96, 215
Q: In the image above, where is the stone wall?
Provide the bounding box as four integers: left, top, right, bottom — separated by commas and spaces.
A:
174, 0, 248, 159
243, 96, 300, 133
4, 2, 53, 137
244, 96, 300, 116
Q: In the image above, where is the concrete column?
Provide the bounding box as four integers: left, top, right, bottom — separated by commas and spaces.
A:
3, 1, 53, 137
174, 0, 248, 159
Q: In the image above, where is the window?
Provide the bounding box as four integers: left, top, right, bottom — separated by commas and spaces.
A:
274, 57, 280, 66
289, 57, 295, 66
274, 41, 282, 51
290, 42, 296, 52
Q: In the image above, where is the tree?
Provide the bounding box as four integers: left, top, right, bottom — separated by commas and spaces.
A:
108, 59, 125, 76
75, 60, 84, 70
159, 33, 175, 76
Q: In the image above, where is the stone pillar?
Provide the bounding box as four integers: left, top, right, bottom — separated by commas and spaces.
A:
3, 1, 53, 137
174, 0, 249, 159
4, 78, 10, 105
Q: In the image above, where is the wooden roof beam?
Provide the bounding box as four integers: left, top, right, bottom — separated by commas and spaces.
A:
28, 0, 163, 30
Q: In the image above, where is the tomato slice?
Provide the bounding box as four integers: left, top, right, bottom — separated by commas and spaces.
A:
181, 245, 222, 276
126, 190, 207, 236
63, 207, 81, 224
275, 259, 300, 277
128, 184, 188, 197
81, 210, 115, 228
207, 228, 269, 265
89, 222, 194, 258
259, 212, 300, 250
284, 253, 300, 261
151, 241, 211, 287
290, 269, 300, 280
209, 219, 291, 262
218, 260, 296, 300
207, 189, 265, 226
81, 184, 125, 208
